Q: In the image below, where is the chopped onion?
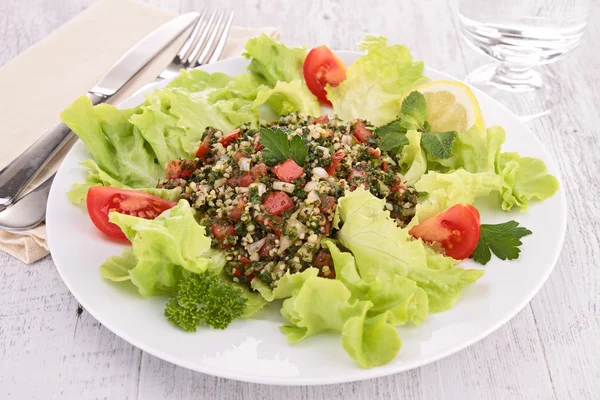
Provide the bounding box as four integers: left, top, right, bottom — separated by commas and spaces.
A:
316, 146, 330, 157
278, 236, 293, 253
199, 185, 211, 193
236, 187, 249, 193
256, 183, 267, 196
311, 167, 328, 179
272, 181, 295, 193
214, 178, 227, 188
286, 216, 307, 238
306, 190, 320, 204
247, 237, 266, 254
304, 180, 319, 192
238, 157, 251, 171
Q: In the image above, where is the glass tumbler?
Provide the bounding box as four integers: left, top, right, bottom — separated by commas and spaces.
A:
458, 0, 592, 120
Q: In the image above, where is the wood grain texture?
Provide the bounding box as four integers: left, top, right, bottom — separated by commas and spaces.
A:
1, 0, 599, 399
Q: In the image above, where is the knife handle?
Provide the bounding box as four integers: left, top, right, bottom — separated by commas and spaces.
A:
0, 92, 106, 208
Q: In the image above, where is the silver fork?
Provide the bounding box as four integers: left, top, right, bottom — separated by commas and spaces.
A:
0, 10, 235, 232
144, 9, 235, 84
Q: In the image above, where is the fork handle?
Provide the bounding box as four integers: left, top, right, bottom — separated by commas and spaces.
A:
0, 92, 106, 209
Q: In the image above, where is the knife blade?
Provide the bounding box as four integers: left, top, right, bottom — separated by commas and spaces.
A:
0, 12, 200, 210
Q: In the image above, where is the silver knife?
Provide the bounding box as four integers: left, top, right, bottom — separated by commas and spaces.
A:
0, 12, 199, 210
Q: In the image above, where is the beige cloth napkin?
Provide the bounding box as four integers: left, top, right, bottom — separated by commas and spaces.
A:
0, 0, 278, 264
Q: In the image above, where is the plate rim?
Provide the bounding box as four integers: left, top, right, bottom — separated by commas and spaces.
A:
46, 51, 568, 385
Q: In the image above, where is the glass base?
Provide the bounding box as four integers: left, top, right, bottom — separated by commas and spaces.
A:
465, 64, 561, 121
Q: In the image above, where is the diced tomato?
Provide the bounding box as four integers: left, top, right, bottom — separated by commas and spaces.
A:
319, 195, 337, 214
195, 133, 212, 158
313, 115, 329, 124
319, 219, 332, 236
273, 159, 304, 182
389, 185, 406, 193
227, 177, 237, 188
86, 187, 177, 241
263, 191, 294, 216
367, 147, 381, 158
250, 163, 268, 180
314, 251, 335, 278
326, 150, 345, 176
254, 134, 264, 152
247, 273, 255, 281
381, 161, 389, 172
165, 159, 196, 179
211, 220, 236, 248
303, 45, 347, 105
240, 256, 251, 267
228, 198, 247, 221
257, 214, 284, 237
258, 234, 278, 258
238, 174, 254, 187
219, 128, 241, 147
353, 120, 372, 143
409, 203, 481, 260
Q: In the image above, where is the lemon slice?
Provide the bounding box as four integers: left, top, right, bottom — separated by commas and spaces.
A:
410, 80, 485, 134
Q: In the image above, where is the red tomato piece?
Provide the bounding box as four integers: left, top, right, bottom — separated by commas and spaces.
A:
263, 191, 294, 216
238, 174, 254, 187
210, 220, 236, 248
319, 195, 337, 214
303, 45, 347, 106
256, 214, 284, 237
195, 133, 212, 158
272, 159, 304, 182
381, 161, 389, 172
86, 186, 177, 241
228, 198, 247, 221
353, 120, 372, 143
258, 234, 278, 258
254, 134, 264, 152
367, 147, 381, 158
249, 163, 268, 180
313, 115, 329, 124
165, 159, 196, 179
409, 203, 481, 260
326, 150, 346, 176
219, 128, 241, 147
239, 256, 251, 267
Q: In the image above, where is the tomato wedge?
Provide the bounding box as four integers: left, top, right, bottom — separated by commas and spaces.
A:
326, 150, 345, 176
409, 203, 481, 260
86, 186, 177, 241
303, 45, 347, 106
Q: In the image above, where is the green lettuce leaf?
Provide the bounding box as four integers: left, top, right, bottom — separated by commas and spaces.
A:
101, 200, 225, 297
498, 152, 559, 211
252, 79, 321, 120
61, 97, 163, 187
334, 188, 484, 314
399, 130, 427, 185
324, 240, 429, 326
414, 169, 502, 220
279, 275, 401, 368
326, 35, 425, 125
243, 34, 306, 86
429, 125, 505, 173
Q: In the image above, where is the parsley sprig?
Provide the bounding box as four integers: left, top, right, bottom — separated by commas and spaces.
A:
470, 221, 532, 265
259, 127, 308, 166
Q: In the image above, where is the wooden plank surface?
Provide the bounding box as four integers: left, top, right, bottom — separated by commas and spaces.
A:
1, 0, 599, 398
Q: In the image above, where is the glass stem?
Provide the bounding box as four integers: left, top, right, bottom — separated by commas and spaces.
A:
493, 65, 544, 91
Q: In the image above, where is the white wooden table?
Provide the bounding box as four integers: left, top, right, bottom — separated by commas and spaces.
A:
1, 0, 599, 398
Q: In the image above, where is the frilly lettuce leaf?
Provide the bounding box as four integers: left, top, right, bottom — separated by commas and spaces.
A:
414, 169, 502, 220
101, 200, 225, 297
498, 152, 559, 211
279, 275, 401, 368
326, 35, 425, 125
252, 79, 321, 120
243, 34, 306, 86
399, 130, 427, 185
334, 187, 483, 314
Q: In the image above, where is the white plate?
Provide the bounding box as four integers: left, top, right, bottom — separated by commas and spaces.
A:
46, 52, 567, 385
